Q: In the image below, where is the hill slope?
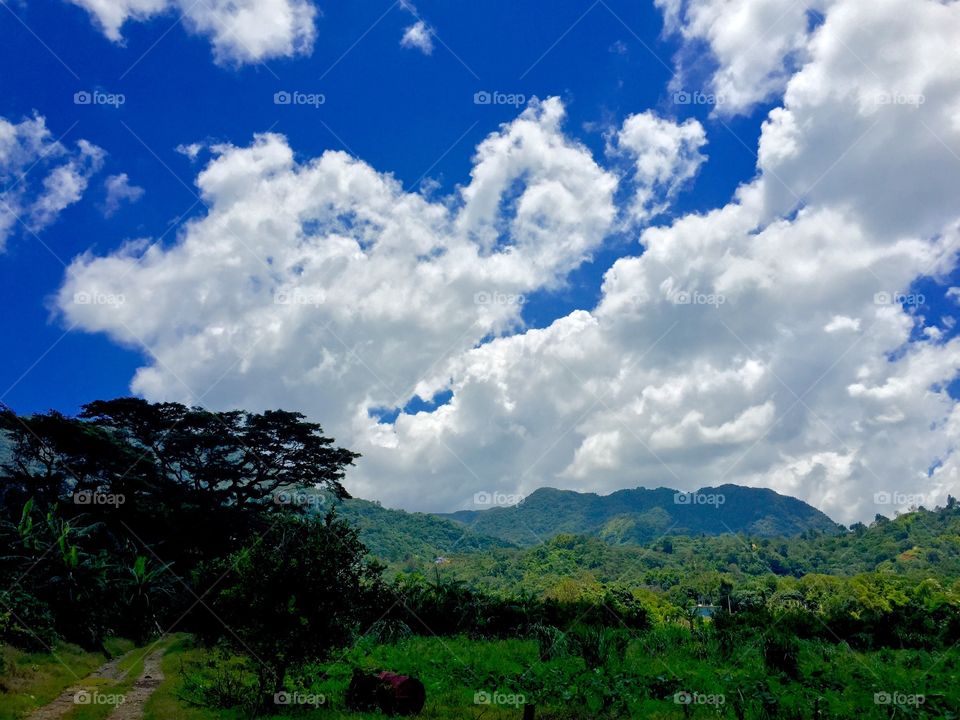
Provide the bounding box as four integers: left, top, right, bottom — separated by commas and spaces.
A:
434, 500, 960, 594
438, 484, 841, 546
308, 493, 516, 564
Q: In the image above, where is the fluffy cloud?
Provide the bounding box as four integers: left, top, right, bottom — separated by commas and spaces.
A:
609, 111, 707, 222
65, 0, 317, 65
58, 98, 617, 483
400, 21, 434, 55
102, 174, 144, 217
0, 115, 104, 251
657, 0, 833, 115
756, 0, 960, 239
58, 0, 960, 524
175, 143, 204, 161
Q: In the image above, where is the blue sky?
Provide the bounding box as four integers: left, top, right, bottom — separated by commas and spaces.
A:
2, 0, 960, 522
0, 0, 763, 413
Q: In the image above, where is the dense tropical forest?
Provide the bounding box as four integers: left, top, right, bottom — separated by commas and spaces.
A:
1, 399, 958, 718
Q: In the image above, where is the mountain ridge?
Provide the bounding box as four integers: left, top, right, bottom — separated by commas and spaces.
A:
435, 483, 841, 547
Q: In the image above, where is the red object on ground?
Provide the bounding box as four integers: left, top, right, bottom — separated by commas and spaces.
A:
376, 671, 426, 715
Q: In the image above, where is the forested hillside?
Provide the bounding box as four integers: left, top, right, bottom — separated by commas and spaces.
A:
438, 484, 841, 546
411, 501, 960, 592
324, 495, 516, 563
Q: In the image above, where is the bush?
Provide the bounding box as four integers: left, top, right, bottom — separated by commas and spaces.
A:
530, 623, 567, 661
0, 591, 56, 652
206, 512, 384, 702
177, 646, 260, 712
364, 619, 413, 645
762, 629, 800, 679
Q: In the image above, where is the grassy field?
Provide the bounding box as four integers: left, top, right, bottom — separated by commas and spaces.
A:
144, 635, 539, 720
130, 630, 960, 719
0, 637, 144, 720
4, 629, 959, 718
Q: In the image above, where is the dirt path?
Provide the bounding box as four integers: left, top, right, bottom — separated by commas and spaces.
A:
106, 647, 165, 720
25, 683, 91, 720
25, 653, 124, 720
25, 645, 166, 720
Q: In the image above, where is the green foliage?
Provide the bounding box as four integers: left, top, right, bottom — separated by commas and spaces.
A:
202, 512, 385, 700
0, 641, 108, 720
563, 626, 629, 670
408, 503, 960, 610
324, 495, 515, 564
0, 398, 360, 651
0, 589, 56, 651
364, 619, 414, 645
761, 629, 801, 679
177, 645, 260, 713
440, 484, 841, 547
151, 631, 960, 718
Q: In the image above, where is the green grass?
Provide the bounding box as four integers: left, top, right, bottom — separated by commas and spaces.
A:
146, 635, 538, 719
144, 634, 247, 720
309, 635, 542, 719
148, 632, 958, 718
63, 637, 170, 720
16, 631, 960, 719
0, 640, 130, 720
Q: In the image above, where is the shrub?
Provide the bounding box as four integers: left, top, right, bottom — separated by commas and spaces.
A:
0, 591, 56, 652
206, 512, 384, 702
762, 629, 800, 679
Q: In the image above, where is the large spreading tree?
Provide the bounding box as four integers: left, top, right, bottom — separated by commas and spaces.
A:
0, 397, 367, 650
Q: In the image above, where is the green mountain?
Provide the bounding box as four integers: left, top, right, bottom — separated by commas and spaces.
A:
321, 489, 960, 599
313, 484, 840, 566
308, 493, 516, 565
434, 500, 960, 595
437, 484, 841, 547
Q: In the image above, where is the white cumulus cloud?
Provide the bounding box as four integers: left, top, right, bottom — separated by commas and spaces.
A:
400, 20, 434, 55
0, 114, 104, 251
102, 173, 144, 217
65, 0, 318, 65
657, 0, 833, 115
609, 111, 707, 222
